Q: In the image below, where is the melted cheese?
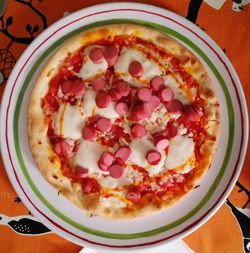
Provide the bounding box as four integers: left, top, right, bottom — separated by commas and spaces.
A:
99, 174, 133, 189
130, 139, 166, 177
74, 140, 108, 175
79, 46, 108, 80
99, 196, 126, 208
55, 103, 85, 139
165, 135, 195, 170
164, 75, 190, 104
82, 89, 119, 119
114, 48, 162, 87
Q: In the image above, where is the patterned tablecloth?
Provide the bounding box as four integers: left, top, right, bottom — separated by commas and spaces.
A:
0, 1, 249, 252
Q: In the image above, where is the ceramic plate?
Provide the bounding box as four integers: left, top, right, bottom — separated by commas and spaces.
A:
0, 3, 248, 251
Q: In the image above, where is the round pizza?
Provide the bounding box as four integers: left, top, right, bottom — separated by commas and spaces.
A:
27, 24, 220, 219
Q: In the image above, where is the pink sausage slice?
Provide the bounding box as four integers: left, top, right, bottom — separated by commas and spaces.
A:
110, 88, 122, 101
109, 164, 124, 178
166, 124, 178, 139
126, 190, 141, 203
75, 166, 89, 179
150, 76, 165, 91
99, 151, 114, 167
147, 95, 160, 111
131, 124, 146, 139
96, 118, 112, 132
92, 77, 107, 91
54, 140, 71, 156
154, 136, 169, 150
185, 106, 201, 122
130, 103, 151, 121
89, 47, 104, 64
82, 125, 97, 141
98, 160, 109, 171
115, 146, 132, 164
95, 91, 112, 108
116, 81, 130, 97
146, 150, 162, 165
137, 87, 152, 102
128, 61, 143, 78
115, 102, 129, 116
73, 80, 86, 96
103, 45, 118, 66
159, 87, 174, 102
61, 80, 74, 95
166, 99, 183, 114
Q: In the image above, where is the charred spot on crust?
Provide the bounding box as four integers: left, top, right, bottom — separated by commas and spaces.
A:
53, 174, 58, 180
49, 155, 57, 164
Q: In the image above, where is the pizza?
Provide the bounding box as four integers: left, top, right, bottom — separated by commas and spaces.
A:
27, 24, 220, 219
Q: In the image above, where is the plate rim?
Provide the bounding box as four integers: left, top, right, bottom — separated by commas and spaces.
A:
1, 2, 248, 249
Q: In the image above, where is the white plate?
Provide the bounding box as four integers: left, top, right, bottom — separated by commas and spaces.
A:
0, 3, 248, 251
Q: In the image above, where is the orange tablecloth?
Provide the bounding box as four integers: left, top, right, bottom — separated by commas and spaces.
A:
0, 1, 249, 252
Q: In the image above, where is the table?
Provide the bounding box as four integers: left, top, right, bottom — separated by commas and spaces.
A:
0, 1, 249, 252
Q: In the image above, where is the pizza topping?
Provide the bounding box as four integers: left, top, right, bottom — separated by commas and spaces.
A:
158, 87, 174, 102
147, 95, 161, 111
99, 151, 115, 167
103, 45, 119, 67
137, 87, 152, 102
73, 79, 86, 96
131, 124, 146, 139
53, 140, 71, 156
82, 177, 101, 194
150, 76, 165, 91
110, 88, 123, 101
115, 102, 129, 116
109, 164, 125, 178
82, 125, 97, 141
89, 47, 104, 64
95, 91, 112, 108
96, 118, 112, 132
129, 60, 143, 78
146, 150, 162, 165
61, 80, 74, 95
166, 99, 183, 114
75, 166, 89, 179
92, 77, 108, 91
131, 102, 151, 121
126, 189, 141, 203
116, 81, 130, 97
166, 124, 178, 139
154, 135, 169, 150
165, 135, 194, 169
115, 146, 132, 164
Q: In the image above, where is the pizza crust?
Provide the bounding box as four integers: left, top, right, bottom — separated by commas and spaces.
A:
27, 24, 220, 219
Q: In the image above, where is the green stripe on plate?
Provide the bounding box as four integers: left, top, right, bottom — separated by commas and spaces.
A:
13, 19, 234, 239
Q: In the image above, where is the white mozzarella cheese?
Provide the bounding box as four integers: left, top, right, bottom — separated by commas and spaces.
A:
99, 196, 126, 208
99, 174, 133, 189
55, 103, 85, 140
130, 139, 166, 177
114, 48, 162, 86
164, 75, 189, 104
82, 89, 119, 119
74, 140, 108, 175
165, 135, 194, 169
79, 46, 108, 80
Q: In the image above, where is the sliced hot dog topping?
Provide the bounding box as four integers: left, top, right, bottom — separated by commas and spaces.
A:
115, 102, 129, 116
82, 177, 101, 193
147, 95, 161, 111
109, 164, 125, 178
154, 135, 169, 150
116, 81, 130, 97
128, 60, 143, 78
61, 80, 74, 95
146, 150, 162, 165
131, 124, 146, 139
82, 125, 97, 141
126, 189, 141, 203
137, 87, 152, 102
166, 99, 183, 114
61, 79, 86, 96
110, 88, 122, 101
54, 140, 71, 156
150, 76, 165, 91
96, 118, 112, 132
92, 77, 107, 91
75, 166, 89, 179
131, 102, 152, 121
95, 91, 112, 108
89, 47, 104, 64
99, 151, 115, 167
158, 87, 174, 102
115, 146, 132, 164
103, 45, 118, 66
166, 124, 178, 139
